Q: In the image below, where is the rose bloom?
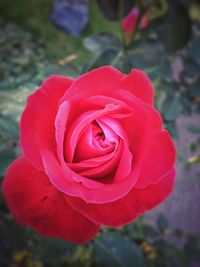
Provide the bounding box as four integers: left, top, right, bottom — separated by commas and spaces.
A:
3, 66, 176, 243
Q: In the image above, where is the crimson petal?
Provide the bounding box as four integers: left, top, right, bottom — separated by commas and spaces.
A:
20, 75, 73, 170
135, 130, 176, 188
120, 69, 154, 105
66, 168, 175, 227
2, 157, 99, 243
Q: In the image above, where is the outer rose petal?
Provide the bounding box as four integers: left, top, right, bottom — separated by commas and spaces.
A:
61, 66, 153, 106
111, 89, 162, 172
119, 69, 154, 105
20, 75, 73, 170
135, 130, 176, 188
66, 168, 175, 227
61, 66, 125, 101
2, 157, 99, 243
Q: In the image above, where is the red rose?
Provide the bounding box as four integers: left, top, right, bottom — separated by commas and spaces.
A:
2, 66, 176, 243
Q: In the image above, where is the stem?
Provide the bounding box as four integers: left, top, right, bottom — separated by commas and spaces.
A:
111, 50, 124, 67
118, 0, 126, 50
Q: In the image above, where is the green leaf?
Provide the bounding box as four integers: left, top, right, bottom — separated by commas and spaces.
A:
127, 220, 146, 241
33, 238, 75, 264
155, 240, 188, 267
148, 64, 172, 83
0, 19, 45, 84
156, 214, 168, 234
127, 219, 158, 241
0, 217, 27, 266
94, 232, 147, 267
189, 78, 200, 98
184, 234, 200, 261
0, 115, 19, 140
179, 94, 192, 115
44, 64, 79, 79
83, 33, 122, 55
0, 148, 16, 178
0, 83, 34, 124
126, 41, 168, 75
164, 121, 179, 138
0, 78, 16, 91
126, 53, 153, 70
183, 58, 200, 77
161, 95, 182, 121
192, 36, 200, 62
159, 81, 176, 96
83, 49, 119, 72
164, 4, 191, 53
96, 0, 136, 21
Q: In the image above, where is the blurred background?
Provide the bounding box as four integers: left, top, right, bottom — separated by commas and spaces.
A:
0, 0, 200, 266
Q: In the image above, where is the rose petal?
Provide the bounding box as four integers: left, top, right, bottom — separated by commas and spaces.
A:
97, 117, 133, 182
65, 102, 133, 162
74, 143, 121, 181
68, 145, 117, 172
112, 89, 163, 168
120, 69, 154, 105
79, 95, 135, 115
2, 156, 99, 243
114, 141, 133, 182
55, 100, 70, 163
60, 67, 153, 106
74, 121, 117, 162
66, 168, 175, 226
135, 130, 176, 188
20, 75, 73, 170
41, 149, 141, 203
42, 149, 105, 191
61, 66, 124, 101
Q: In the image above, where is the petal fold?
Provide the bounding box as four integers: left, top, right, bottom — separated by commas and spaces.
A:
67, 168, 175, 227
20, 75, 73, 170
41, 149, 140, 204
120, 69, 154, 105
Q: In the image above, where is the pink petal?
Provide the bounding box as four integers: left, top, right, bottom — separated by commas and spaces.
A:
55, 100, 70, 162
65, 102, 133, 162
41, 149, 140, 203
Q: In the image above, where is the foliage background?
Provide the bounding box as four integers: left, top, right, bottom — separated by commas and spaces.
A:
0, 0, 200, 266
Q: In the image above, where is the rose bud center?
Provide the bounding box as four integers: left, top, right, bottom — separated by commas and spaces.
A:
65, 116, 129, 181
73, 119, 119, 162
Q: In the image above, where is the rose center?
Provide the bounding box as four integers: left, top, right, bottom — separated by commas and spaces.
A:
71, 120, 117, 163
65, 115, 131, 182
96, 131, 104, 138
